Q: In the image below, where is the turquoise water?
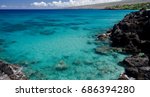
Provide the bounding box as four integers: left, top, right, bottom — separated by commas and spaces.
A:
0, 10, 133, 80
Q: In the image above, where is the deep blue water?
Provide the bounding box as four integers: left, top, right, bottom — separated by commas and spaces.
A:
0, 9, 134, 80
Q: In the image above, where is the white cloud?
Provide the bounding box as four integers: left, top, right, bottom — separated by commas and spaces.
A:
31, 0, 122, 8
1, 5, 7, 8
31, 1, 48, 7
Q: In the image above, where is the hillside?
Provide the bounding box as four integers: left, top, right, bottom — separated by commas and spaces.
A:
69, 0, 150, 9
106, 2, 150, 10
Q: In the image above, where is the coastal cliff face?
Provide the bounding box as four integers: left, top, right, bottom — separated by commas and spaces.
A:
0, 61, 27, 80
104, 9, 150, 80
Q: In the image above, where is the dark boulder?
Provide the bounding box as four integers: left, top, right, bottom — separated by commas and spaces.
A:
140, 41, 150, 54
138, 67, 150, 80
125, 67, 138, 78
0, 60, 27, 80
121, 54, 150, 80
0, 61, 13, 75
110, 9, 150, 55
123, 54, 149, 67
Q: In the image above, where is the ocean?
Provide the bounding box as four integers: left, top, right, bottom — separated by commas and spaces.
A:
0, 9, 134, 80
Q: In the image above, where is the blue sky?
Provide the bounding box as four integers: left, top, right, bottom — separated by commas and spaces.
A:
0, 0, 122, 9
0, 0, 62, 8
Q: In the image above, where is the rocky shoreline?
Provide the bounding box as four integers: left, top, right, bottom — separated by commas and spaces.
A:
98, 9, 150, 80
0, 60, 27, 80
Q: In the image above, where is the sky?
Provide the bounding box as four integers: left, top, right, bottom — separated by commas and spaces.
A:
0, 0, 122, 9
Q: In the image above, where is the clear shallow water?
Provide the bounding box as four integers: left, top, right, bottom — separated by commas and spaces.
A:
0, 9, 133, 80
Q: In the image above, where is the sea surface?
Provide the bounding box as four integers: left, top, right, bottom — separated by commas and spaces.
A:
0, 9, 134, 80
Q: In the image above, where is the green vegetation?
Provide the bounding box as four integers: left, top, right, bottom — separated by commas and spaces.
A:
106, 2, 150, 10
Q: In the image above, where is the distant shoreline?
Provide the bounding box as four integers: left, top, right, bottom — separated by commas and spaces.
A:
68, 0, 150, 9
1, 0, 150, 10
105, 2, 150, 10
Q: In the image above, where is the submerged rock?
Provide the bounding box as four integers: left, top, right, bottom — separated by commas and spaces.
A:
86, 40, 93, 45
95, 46, 112, 55
0, 60, 27, 80
83, 59, 93, 65
93, 41, 101, 45
97, 33, 111, 41
0, 48, 5, 52
39, 31, 55, 36
19, 61, 29, 66
0, 39, 5, 45
55, 60, 68, 71
73, 60, 81, 65
19, 60, 41, 66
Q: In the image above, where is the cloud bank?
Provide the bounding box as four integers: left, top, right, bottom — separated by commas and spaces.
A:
31, 0, 122, 8
0, 5, 7, 8
31, 2, 48, 7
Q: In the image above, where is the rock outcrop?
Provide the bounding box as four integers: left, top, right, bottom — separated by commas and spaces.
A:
110, 9, 150, 54
122, 54, 150, 79
0, 60, 27, 80
55, 60, 68, 71
97, 9, 150, 80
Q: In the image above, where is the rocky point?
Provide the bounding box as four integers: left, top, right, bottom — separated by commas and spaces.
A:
98, 9, 150, 80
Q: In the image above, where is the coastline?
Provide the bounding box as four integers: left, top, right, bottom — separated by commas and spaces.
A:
105, 2, 150, 10
97, 9, 150, 80
68, 0, 150, 9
